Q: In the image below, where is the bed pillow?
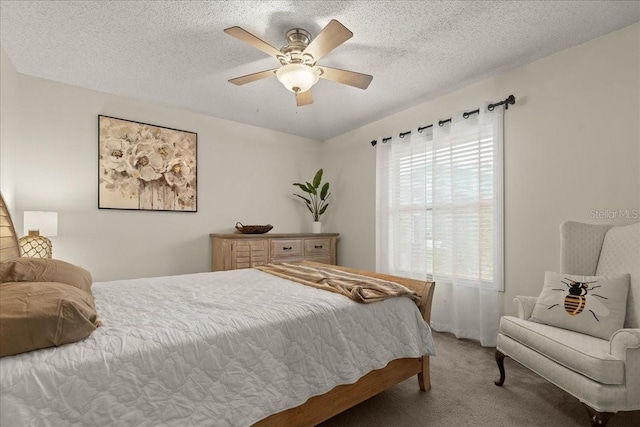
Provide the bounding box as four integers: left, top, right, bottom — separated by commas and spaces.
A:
529, 271, 630, 340
0, 258, 92, 294
0, 281, 101, 357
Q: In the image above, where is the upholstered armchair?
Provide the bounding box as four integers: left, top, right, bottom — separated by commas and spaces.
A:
494, 221, 640, 426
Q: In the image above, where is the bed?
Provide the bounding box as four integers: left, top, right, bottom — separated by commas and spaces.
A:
0, 194, 435, 426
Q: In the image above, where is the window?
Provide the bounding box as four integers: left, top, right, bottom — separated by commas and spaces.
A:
376, 108, 504, 291
376, 107, 504, 346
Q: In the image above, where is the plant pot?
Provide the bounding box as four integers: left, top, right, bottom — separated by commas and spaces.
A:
311, 221, 322, 234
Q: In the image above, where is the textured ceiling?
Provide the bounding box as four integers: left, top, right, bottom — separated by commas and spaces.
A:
1, 1, 638, 141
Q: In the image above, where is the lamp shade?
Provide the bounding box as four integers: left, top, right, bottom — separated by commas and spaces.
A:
276, 64, 320, 93
23, 211, 58, 237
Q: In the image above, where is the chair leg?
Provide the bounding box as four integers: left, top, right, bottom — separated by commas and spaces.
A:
584, 404, 615, 427
494, 349, 506, 386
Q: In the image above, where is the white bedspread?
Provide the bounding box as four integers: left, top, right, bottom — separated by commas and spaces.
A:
0, 268, 435, 427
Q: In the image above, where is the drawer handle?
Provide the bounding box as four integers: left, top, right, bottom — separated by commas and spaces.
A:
283, 246, 292, 250
314, 245, 323, 249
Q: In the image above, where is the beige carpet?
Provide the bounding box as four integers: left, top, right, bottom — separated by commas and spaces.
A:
319, 331, 640, 426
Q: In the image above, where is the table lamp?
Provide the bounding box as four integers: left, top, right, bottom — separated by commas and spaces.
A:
19, 211, 58, 258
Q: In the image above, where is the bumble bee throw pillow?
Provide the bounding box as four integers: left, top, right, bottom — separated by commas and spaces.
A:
529, 271, 630, 340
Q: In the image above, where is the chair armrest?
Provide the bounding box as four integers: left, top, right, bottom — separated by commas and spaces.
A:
513, 296, 538, 320
610, 328, 640, 360
609, 329, 640, 408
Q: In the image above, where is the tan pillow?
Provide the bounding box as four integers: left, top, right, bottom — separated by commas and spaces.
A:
0, 281, 101, 357
0, 258, 92, 294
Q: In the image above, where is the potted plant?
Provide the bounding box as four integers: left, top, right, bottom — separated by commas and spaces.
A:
293, 169, 330, 233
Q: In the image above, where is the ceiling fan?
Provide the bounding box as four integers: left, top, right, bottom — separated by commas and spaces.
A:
224, 20, 373, 106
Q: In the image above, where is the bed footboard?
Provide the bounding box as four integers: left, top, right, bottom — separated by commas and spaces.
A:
255, 262, 436, 426
254, 356, 429, 427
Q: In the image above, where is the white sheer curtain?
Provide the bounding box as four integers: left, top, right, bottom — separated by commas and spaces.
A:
376, 105, 504, 346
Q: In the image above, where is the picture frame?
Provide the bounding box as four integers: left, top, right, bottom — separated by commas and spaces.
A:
98, 115, 197, 212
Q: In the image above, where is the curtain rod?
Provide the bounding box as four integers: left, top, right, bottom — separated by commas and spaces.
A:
370, 94, 516, 147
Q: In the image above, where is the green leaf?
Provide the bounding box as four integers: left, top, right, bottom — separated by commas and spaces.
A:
320, 182, 329, 200
293, 183, 312, 193
305, 182, 317, 195
312, 169, 323, 188
293, 194, 311, 204
319, 204, 329, 215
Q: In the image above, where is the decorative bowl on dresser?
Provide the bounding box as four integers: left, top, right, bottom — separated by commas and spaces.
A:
234, 222, 273, 234
210, 233, 339, 271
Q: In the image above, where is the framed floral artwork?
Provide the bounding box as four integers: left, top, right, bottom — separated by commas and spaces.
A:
98, 115, 197, 211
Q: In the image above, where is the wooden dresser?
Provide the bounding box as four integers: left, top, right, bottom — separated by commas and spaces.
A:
210, 233, 339, 271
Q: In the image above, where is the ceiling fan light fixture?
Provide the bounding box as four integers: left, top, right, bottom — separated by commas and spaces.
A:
276, 63, 320, 93
225, 20, 371, 106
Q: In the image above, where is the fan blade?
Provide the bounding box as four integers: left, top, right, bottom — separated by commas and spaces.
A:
303, 19, 353, 62
296, 89, 314, 106
228, 69, 278, 86
318, 66, 373, 89
224, 26, 283, 59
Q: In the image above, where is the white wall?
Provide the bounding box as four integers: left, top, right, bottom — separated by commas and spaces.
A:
322, 23, 640, 316
0, 47, 19, 212
8, 74, 322, 281
3, 23, 638, 302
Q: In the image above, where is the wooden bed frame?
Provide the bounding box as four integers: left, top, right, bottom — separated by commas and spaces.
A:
255, 262, 435, 426
0, 193, 435, 427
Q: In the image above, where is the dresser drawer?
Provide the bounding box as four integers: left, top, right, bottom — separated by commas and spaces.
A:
304, 256, 332, 265
270, 239, 303, 258
304, 238, 331, 256
232, 240, 268, 269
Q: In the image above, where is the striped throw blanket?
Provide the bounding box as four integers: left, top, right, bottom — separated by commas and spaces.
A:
255, 262, 419, 304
